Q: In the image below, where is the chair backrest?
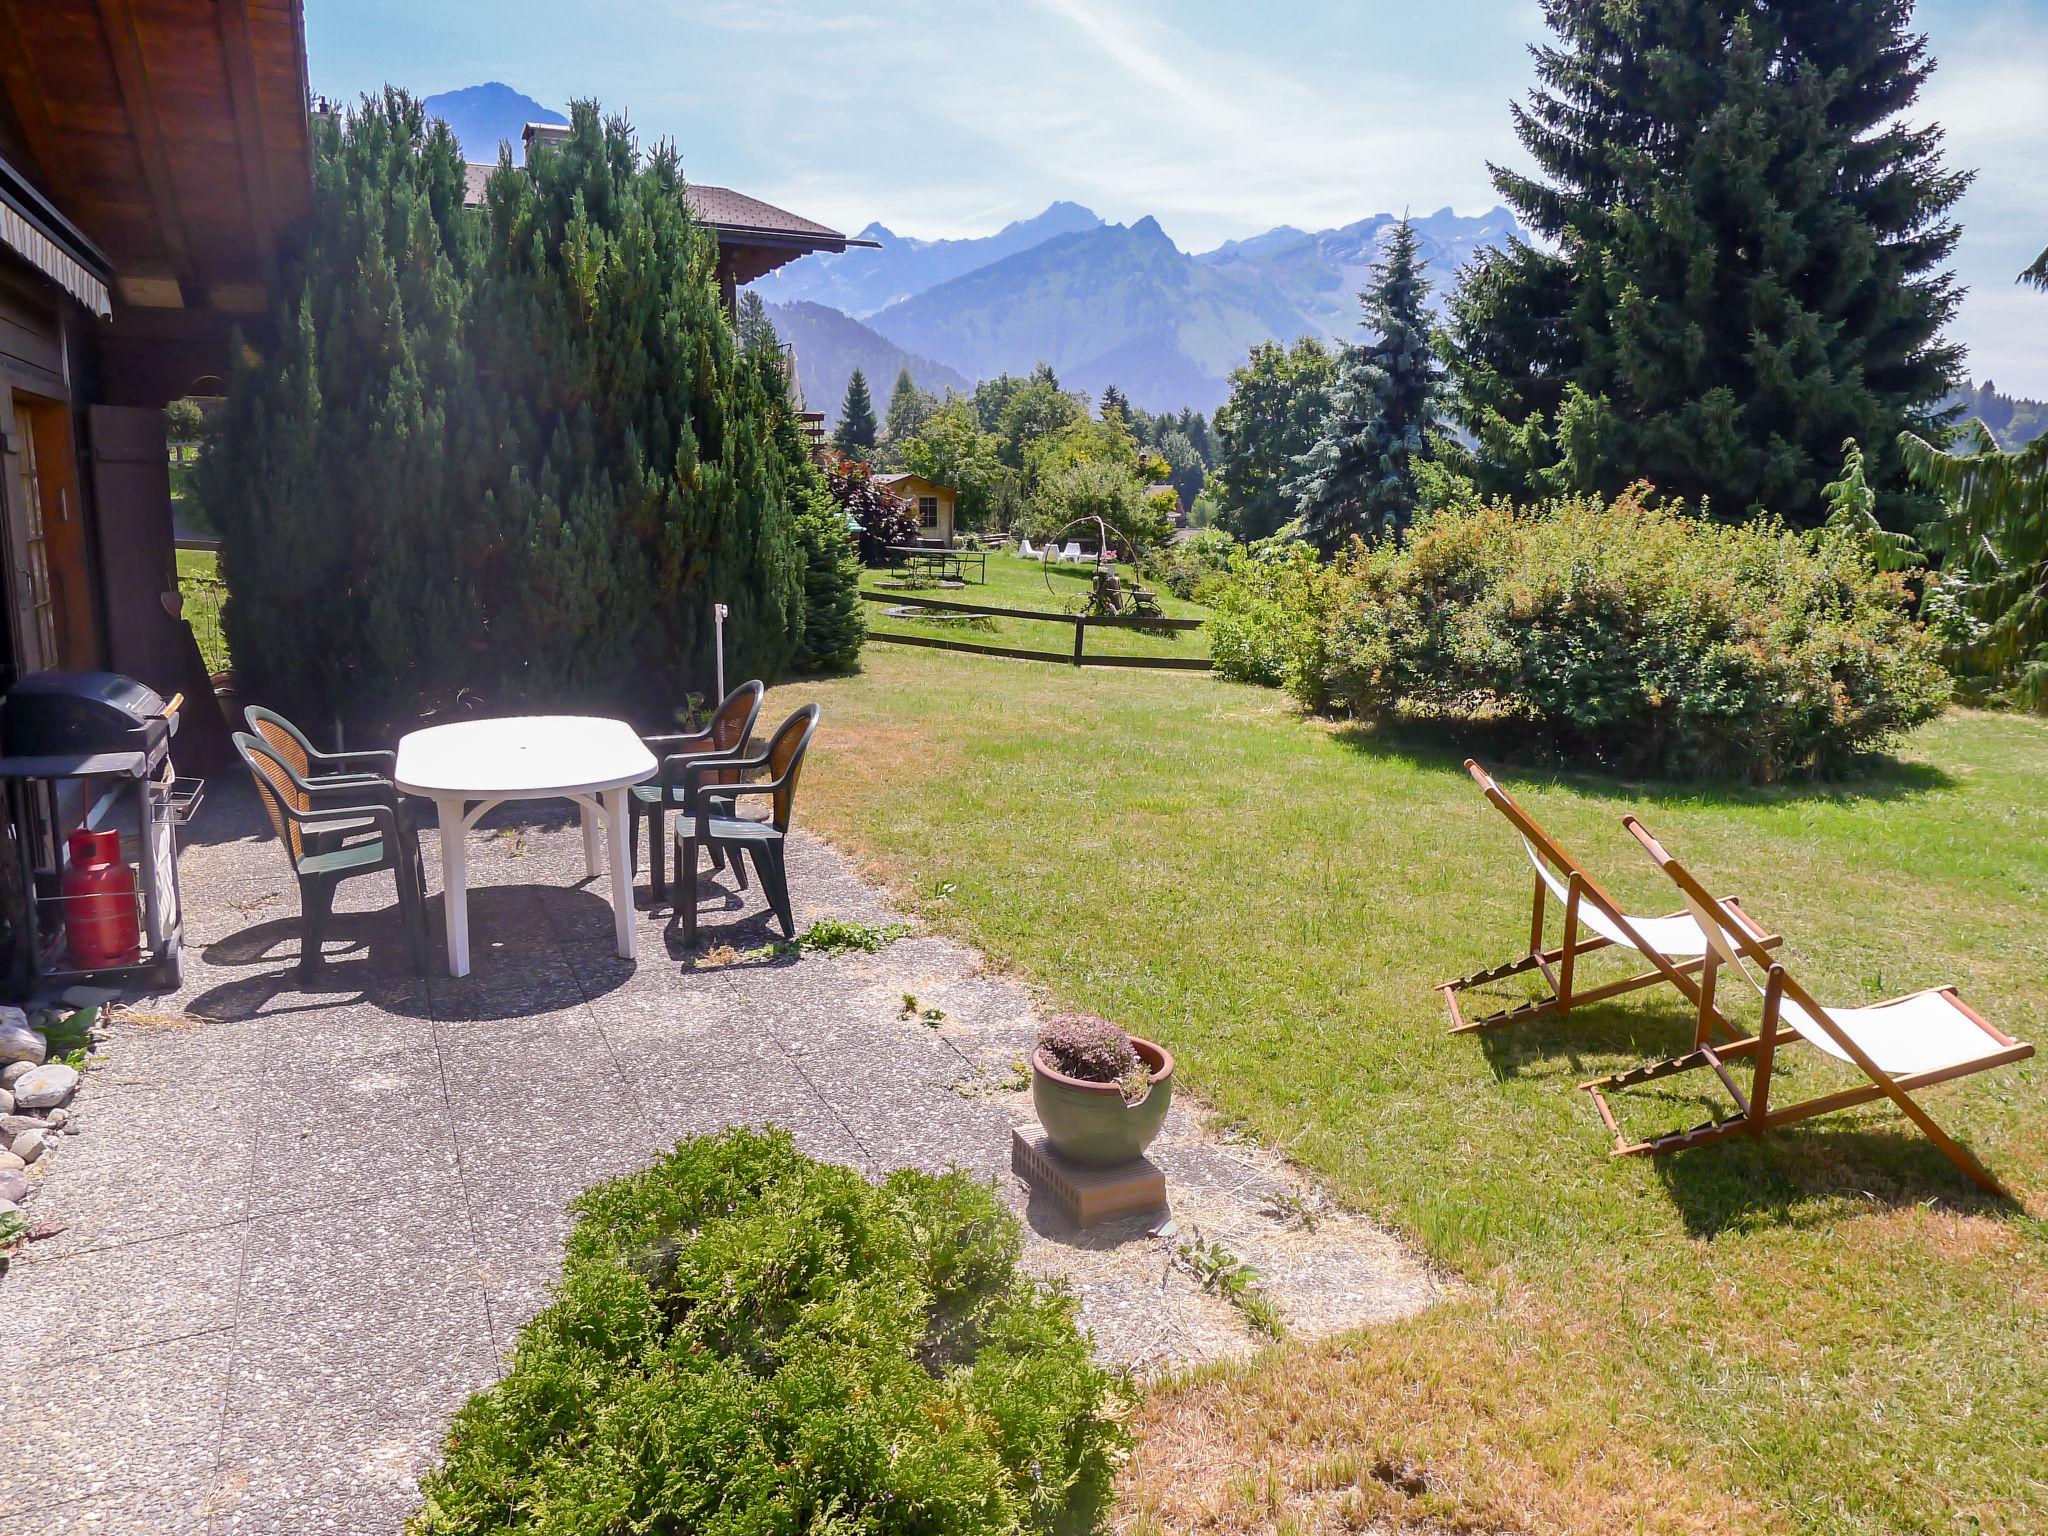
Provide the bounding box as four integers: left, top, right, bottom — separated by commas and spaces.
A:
234, 730, 309, 866
1465, 760, 1630, 924
761, 704, 821, 832
711, 681, 765, 753
245, 704, 317, 787
1623, 816, 1839, 1044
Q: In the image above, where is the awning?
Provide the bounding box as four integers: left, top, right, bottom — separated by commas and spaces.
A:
0, 157, 114, 320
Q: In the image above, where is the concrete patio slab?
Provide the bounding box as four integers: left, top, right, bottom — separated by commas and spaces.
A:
0, 778, 1444, 1532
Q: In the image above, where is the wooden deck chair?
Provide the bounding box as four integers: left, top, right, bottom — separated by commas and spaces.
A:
1441, 761, 1780, 1034
1582, 818, 2032, 1195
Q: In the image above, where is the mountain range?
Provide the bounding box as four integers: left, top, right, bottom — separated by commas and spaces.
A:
765, 301, 968, 425
757, 204, 1526, 413
409, 86, 1526, 416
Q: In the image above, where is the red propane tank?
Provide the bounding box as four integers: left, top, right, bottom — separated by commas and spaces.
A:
63, 827, 140, 969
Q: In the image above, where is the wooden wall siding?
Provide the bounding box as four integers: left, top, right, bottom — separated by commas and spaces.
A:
0, 0, 310, 309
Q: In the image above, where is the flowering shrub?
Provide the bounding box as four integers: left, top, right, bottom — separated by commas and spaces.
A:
1038, 1013, 1153, 1104
1212, 488, 1949, 781
412, 1128, 1124, 1535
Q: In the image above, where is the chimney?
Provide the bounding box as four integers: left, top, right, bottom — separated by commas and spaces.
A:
521, 122, 571, 166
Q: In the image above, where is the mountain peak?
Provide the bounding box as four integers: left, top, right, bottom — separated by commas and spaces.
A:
1128, 214, 1171, 244
420, 82, 565, 159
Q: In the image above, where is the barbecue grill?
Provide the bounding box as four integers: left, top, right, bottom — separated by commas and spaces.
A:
0, 670, 202, 993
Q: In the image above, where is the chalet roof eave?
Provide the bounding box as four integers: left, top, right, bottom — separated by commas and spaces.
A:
709, 226, 881, 254
0, 149, 116, 316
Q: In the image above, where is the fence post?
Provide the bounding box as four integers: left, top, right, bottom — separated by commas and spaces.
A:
1072, 617, 1086, 667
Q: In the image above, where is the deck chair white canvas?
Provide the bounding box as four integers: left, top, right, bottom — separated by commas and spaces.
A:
1582, 818, 2033, 1195
1442, 761, 1780, 1034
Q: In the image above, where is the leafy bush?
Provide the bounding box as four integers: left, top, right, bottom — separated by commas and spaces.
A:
1144, 527, 1238, 600
792, 489, 866, 672
828, 453, 919, 564
412, 1129, 1124, 1535
1206, 541, 1352, 707
1032, 460, 1173, 556
1037, 1014, 1150, 1104
1214, 488, 1950, 780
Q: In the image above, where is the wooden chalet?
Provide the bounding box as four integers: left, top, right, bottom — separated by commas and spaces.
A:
0, 0, 314, 771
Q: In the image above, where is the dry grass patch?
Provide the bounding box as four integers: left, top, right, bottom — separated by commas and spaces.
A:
1122, 1291, 1773, 1536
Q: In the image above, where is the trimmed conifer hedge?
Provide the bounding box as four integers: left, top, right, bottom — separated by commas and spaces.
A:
409, 1129, 1125, 1535
198, 93, 826, 727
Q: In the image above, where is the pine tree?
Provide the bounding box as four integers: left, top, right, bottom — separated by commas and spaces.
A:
835, 369, 878, 453
198, 94, 813, 726
883, 366, 935, 445
1287, 220, 1442, 553
1445, 0, 1970, 528
1099, 384, 1131, 424
736, 289, 780, 354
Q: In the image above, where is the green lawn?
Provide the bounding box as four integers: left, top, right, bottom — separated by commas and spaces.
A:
174, 545, 228, 672
862, 549, 1213, 663
770, 646, 2048, 1536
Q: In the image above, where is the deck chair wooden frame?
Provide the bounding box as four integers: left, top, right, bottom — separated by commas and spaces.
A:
1442, 761, 1779, 1035
1582, 818, 2032, 1196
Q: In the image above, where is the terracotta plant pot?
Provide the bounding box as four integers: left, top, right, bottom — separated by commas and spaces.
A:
1030, 1035, 1175, 1166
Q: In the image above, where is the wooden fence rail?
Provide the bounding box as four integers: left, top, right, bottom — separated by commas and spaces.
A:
860, 589, 1212, 671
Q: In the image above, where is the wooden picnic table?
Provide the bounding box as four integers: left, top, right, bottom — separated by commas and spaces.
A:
888, 545, 987, 584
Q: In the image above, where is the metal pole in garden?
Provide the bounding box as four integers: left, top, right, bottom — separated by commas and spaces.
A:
713, 602, 728, 703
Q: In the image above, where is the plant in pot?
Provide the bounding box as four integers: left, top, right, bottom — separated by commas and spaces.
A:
1031, 1013, 1174, 1166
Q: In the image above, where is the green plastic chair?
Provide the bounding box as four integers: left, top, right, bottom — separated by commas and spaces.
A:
631, 681, 764, 901
674, 704, 820, 948
243, 704, 422, 879
234, 731, 429, 974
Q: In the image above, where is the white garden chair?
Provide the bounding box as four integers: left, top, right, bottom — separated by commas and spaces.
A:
1017, 538, 1042, 560
1057, 541, 1087, 564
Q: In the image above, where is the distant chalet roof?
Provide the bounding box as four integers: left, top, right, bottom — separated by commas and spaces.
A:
460, 164, 877, 274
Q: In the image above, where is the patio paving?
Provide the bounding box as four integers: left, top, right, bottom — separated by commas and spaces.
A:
0, 779, 1442, 1534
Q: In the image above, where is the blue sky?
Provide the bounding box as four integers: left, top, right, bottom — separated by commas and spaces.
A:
309, 0, 2048, 393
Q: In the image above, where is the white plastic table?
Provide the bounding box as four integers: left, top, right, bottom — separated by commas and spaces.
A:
394, 716, 656, 977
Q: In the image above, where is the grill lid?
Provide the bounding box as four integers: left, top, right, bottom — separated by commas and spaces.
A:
2, 671, 178, 760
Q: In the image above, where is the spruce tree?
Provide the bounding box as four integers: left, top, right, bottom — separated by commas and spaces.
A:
1445, 0, 1969, 528
834, 369, 878, 453
883, 367, 935, 446
736, 289, 780, 355
1288, 220, 1441, 553
1098, 384, 1131, 423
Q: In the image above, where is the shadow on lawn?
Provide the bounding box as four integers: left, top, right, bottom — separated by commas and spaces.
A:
1652, 1121, 2021, 1237
1468, 998, 1704, 1083
1328, 716, 1957, 804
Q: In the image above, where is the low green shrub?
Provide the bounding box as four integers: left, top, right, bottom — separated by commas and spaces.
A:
1206, 541, 1352, 709
1213, 487, 1950, 780
1142, 527, 1237, 600
411, 1128, 1124, 1536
